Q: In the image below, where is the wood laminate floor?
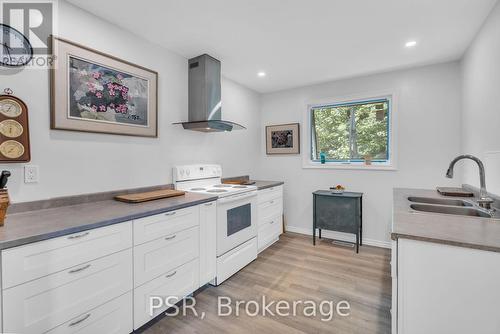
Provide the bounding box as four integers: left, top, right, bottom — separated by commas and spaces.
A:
141, 232, 392, 334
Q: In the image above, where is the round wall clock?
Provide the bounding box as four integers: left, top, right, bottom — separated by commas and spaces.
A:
0, 89, 30, 162
0, 140, 24, 159
0, 119, 24, 138
0, 24, 33, 67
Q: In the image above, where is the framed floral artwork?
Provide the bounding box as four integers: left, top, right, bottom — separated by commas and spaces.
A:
51, 37, 158, 137
266, 123, 300, 154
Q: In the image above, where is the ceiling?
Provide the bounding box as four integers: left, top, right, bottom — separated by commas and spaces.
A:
67, 0, 497, 93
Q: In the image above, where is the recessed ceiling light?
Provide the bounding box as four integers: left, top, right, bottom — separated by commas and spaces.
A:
405, 40, 417, 48
257, 71, 266, 77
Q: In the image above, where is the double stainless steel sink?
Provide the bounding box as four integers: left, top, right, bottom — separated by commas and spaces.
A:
408, 196, 496, 218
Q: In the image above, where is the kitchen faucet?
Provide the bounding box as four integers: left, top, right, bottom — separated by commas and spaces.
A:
446, 155, 494, 210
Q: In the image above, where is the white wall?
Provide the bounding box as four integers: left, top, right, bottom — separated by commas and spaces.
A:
0, 0, 261, 202
256, 62, 462, 245
461, 1, 500, 195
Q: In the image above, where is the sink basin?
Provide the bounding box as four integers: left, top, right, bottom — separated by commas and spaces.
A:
410, 203, 492, 218
408, 196, 473, 207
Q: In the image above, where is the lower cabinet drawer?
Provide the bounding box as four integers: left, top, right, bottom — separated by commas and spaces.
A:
258, 185, 283, 204
2, 221, 132, 289
134, 258, 199, 330
258, 197, 282, 225
46, 292, 133, 334
134, 226, 199, 287
258, 215, 282, 252
2, 249, 133, 334
133, 206, 199, 245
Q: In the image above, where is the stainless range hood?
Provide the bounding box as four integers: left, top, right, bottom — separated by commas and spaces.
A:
173, 54, 246, 132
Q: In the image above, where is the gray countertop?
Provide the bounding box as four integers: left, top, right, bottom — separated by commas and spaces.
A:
221, 175, 283, 191
0, 192, 217, 251
392, 188, 500, 252
251, 180, 284, 190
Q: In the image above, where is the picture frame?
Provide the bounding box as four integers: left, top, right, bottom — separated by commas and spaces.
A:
266, 123, 300, 154
51, 36, 158, 137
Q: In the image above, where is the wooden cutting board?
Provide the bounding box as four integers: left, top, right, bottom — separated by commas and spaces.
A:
436, 187, 474, 197
114, 189, 186, 203
223, 180, 256, 185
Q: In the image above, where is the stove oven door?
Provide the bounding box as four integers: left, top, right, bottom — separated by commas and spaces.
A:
216, 191, 258, 257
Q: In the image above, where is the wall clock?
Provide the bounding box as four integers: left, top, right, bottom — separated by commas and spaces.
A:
0, 24, 33, 67
0, 88, 30, 162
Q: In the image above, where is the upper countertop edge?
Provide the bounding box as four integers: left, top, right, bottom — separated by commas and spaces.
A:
0, 195, 217, 251
254, 181, 284, 190
390, 232, 500, 253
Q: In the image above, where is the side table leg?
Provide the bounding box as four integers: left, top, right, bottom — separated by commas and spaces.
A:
359, 197, 363, 246
319, 228, 322, 239
313, 195, 316, 246
356, 232, 359, 253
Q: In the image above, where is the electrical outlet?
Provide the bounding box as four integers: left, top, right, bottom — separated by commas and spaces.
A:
24, 165, 39, 183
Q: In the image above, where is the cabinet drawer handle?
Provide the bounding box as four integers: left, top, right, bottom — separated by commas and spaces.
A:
269, 200, 275, 204
165, 211, 176, 216
165, 270, 177, 278
205, 202, 214, 206
67, 232, 89, 240
165, 234, 176, 241
69, 313, 91, 327
68, 264, 91, 274
270, 220, 275, 224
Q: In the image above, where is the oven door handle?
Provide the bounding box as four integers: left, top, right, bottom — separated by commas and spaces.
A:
217, 191, 258, 204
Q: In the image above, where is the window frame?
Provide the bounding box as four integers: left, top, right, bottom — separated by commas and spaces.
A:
302, 91, 398, 170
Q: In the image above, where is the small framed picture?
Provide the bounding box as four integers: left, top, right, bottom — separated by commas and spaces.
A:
266, 123, 300, 154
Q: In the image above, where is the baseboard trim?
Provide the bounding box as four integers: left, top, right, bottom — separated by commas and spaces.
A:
285, 226, 391, 249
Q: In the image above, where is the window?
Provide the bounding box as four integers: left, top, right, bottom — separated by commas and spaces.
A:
307, 96, 393, 168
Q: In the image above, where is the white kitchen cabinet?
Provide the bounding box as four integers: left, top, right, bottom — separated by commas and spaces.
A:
393, 238, 500, 334
199, 201, 217, 286
3, 249, 133, 334
133, 206, 199, 245
45, 292, 133, 334
257, 185, 283, 253
2, 221, 132, 289
0, 201, 217, 333
257, 214, 282, 251
133, 258, 200, 330
134, 226, 199, 287
258, 185, 283, 205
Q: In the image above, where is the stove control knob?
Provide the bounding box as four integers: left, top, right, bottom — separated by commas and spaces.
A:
179, 169, 185, 176
186, 169, 191, 176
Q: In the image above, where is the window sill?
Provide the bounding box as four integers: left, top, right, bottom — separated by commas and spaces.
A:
303, 162, 397, 171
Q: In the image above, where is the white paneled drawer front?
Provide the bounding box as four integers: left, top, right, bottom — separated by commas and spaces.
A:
3, 248, 133, 334
2, 221, 132, 289
258, 214, 282, 251
217, 237, 257, 284
134, 226, 199, 287
258, 197, 283, 225
134, 258, 199, 330
134, 206, 199, 245
46, 291, 133, 334
258, 185, 283, 204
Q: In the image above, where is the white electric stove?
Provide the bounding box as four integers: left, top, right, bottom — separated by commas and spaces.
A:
173, 164, 258, 285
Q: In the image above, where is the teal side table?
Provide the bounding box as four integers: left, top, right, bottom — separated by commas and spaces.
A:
312, 190, 363, 253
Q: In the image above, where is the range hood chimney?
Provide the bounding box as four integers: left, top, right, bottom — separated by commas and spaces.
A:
173, 54, 245, 132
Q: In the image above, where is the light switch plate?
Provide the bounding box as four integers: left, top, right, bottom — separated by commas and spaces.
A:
24, 165, 39, 183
